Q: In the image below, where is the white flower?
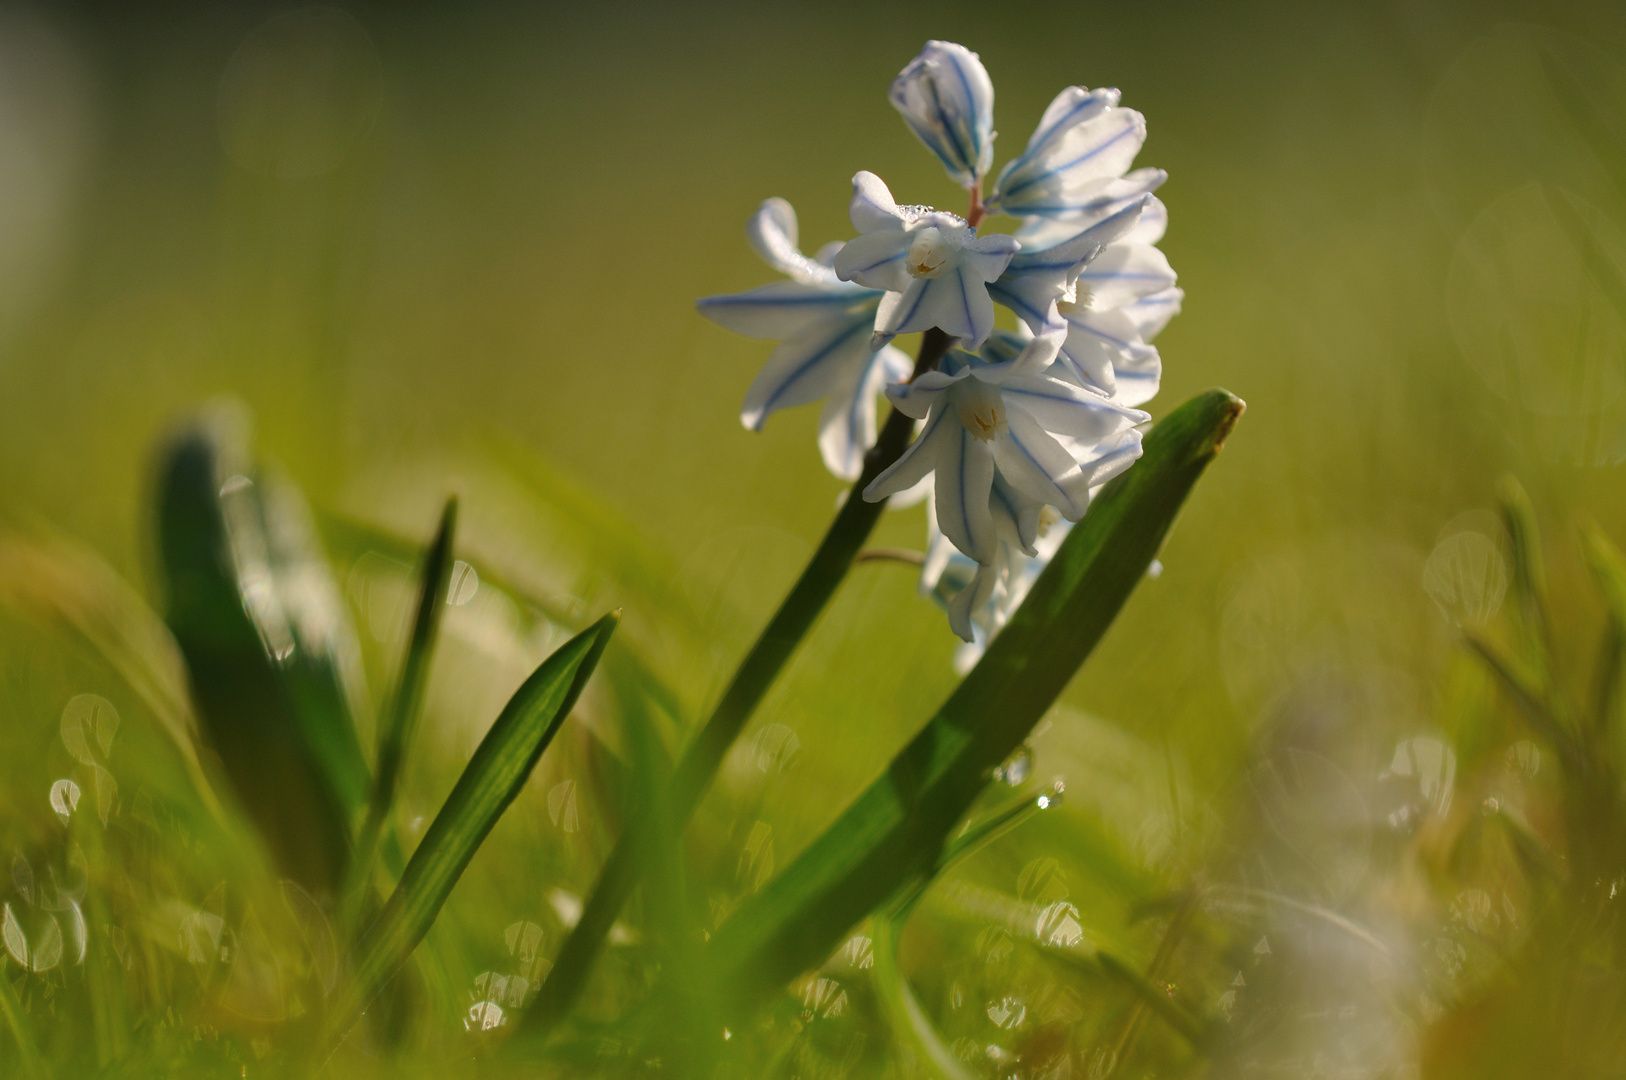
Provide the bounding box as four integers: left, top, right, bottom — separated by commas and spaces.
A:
984, 195, 1152, 375
861, 349, 1147, 566
889, 41, 995, 190
697, 197, 912, 481
985, 86, 1149, 219
922, 425, 1143, 651
1014, 187, 1180, 406
833, 172, 1019, 349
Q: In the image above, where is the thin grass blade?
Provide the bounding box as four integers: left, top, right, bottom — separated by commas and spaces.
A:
351, 498, 459, 896
871, 786, 1059, 1080
330, 612, 618, 1039
705, 388, 1244, 1014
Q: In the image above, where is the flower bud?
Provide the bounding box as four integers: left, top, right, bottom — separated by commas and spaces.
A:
889, 41, 995, 189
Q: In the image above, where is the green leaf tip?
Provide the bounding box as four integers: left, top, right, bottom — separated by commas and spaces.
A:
328, 609, 618, 1045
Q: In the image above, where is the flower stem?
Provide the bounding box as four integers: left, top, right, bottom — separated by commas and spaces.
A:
523, 328, 952, 1033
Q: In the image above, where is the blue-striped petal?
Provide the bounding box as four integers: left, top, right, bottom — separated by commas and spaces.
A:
747, 198, 843, 286
698, 281, 878, 340
933, 421, 997, 564
989, 106, 1146, 217
889, 41, 995, 189
992, 407, 1085, 517
739, 310, 878, 430
816, 344, 912, 481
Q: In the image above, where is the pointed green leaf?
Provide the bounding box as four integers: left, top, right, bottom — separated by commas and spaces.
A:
705, 389, 1244, 1013
154, 408, 370, 893
330, 611, 618, 1039
351, 498, 459, 894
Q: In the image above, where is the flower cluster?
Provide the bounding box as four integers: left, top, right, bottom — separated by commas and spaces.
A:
698, 41, 1181, 647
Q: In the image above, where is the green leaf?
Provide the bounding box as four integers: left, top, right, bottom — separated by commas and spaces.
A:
350, 498, 459, 898
0, 961, 47, 1080
523, 357, 936, 1031
704, 388, 1245, 1015
329, 611, 618, 1041
872, 787, 1060, 1080
154, 408, 371, 893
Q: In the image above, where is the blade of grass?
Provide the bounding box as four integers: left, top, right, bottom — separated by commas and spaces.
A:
872, 786, 1060, 1080
348, 499, 458, 909
328, 611, 618, 1044
703, 389, 1244, 1016
0, 965, 46, 1080
524, 330, 955, 1031
155, 411, 371, 893
1497, 476, 1554, 682
1462, 629, 1585, 774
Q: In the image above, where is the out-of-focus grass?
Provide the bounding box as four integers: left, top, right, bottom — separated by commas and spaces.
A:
2, 1, 1626, 1076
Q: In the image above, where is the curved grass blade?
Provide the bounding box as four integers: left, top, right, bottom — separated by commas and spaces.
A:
872, 786, 1060, 1080
349, 499, 459, 902
329, 611, 618, 1041
1497, 476, 1553, 679
705, 389, 1244, 1014
155, 410, 372, 894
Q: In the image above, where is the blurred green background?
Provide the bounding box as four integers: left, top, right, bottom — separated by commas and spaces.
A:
3, 0, 1626, 1074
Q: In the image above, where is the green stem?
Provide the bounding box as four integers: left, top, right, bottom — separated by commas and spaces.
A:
523, 329, 952, 1031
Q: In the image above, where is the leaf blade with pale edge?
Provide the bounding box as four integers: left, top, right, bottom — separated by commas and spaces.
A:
706, 389, 1244, 1014
329, 611, 618, 1039
155, 409, 371, 894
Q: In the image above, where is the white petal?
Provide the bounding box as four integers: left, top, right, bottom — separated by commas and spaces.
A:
849, 171, 905, 233
1011, 170, 1167, 246
990, 108, 1147, 216
1125, 286, 1183, 340
747, 198, 842, 286
864, 403, 951, 502
698, 281, 875, 340
1022, 86, 1120, 156
889, 41, 996, 188
1074, 243, 1176, 310
933, 422, 997, 563
1055, 307, 1156, 394
947, 562, 997, 643
816, 343, 911, 481
884, 368, 965, 419
960, 233, 1021, 281
1058, 427, 1145, 507
992, 408, 1087, 517
1107, 343, 1162, 407
999, 372, 1149, 441
975, 317, 1067, 381
740, 314, 876, 430
833, 230, 913, 292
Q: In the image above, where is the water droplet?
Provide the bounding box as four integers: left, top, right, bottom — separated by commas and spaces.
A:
11, 853, 33, 904
838, 935, 873, 970
61, 694, 117, 765
1035, 901, 1085, 947
505, 920, 544, 964
985, 995, 1027, 1030
1482, 796, 1501, 815
995, 746, 1032, 786
2, 904, 26, 967
546, 780, 579, 833
749, 724, 801, 773
49, 779, 80, 824
464, 1000, 505, 1032
1424, 531, 1508, 625
738, 821, 774, 892
447, 560, 479, 606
